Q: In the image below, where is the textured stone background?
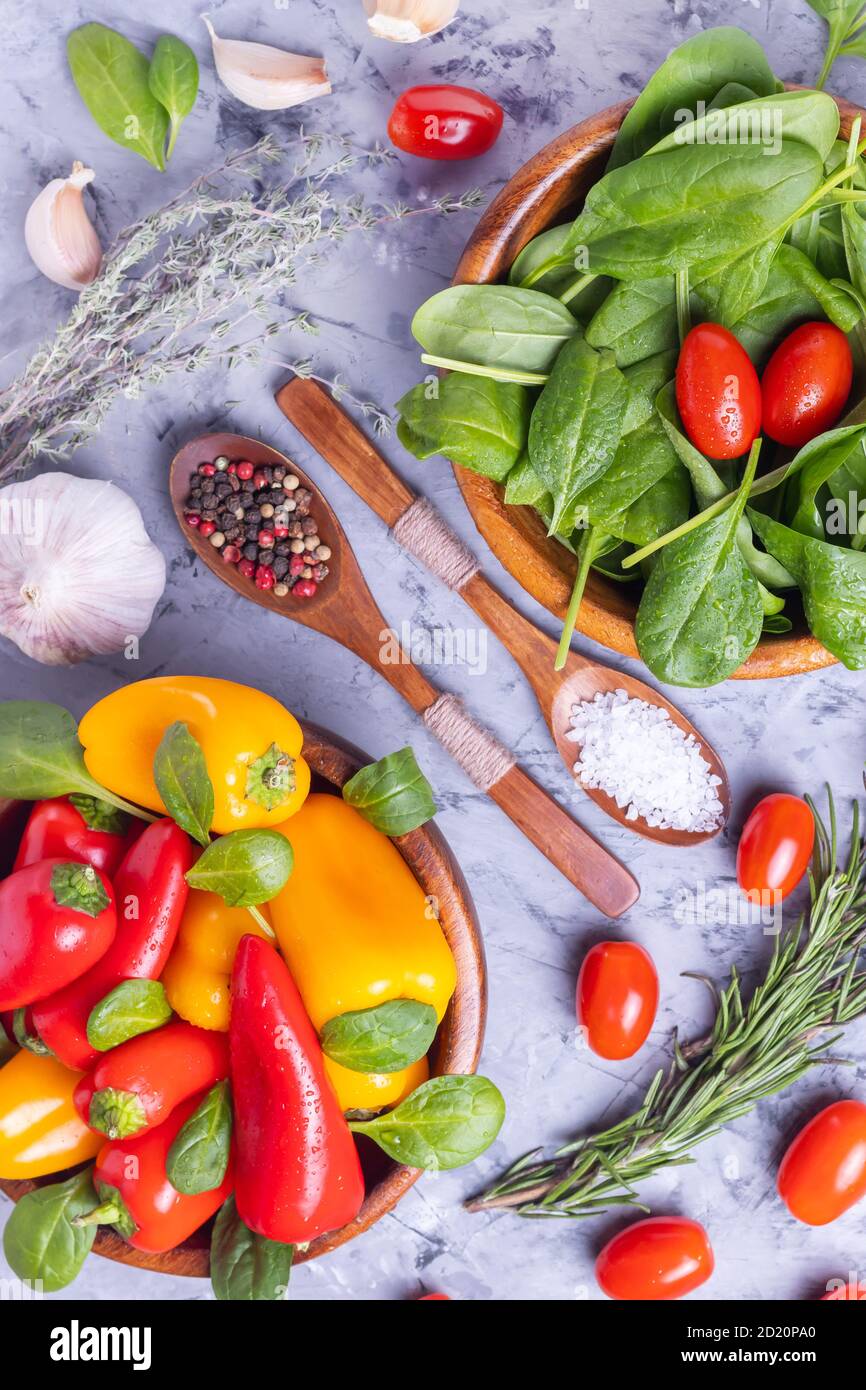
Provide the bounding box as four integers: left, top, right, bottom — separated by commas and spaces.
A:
1, 0, 865, 1301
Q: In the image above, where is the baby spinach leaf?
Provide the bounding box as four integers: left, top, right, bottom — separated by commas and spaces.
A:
349, 1075, 506, 1170
607, 26, 777, 169
148, 35, 199, 161
749, 509, 866, 667
321, 1000, 438, 1074
573, 414, 689, 548
168, 1081, 232, 1195
186, 829, 293, 907
504, 453, 549, 507
785, 423, 866, 538
621, 351, 679, 434
3, 1169, 98, 1292
342, 748, 436, 835
508, 225, 581, 296
411, 286, 579, 375
211, 1196, 292, 1301
586, 278, 678, 368
396, 373, 530, 481
647, 90, 840, 164
67, 24, 169, 172
635, 453, 764, 686
153, 721, 214, 848
87, 980, 172, 1051
0, 701, 149, 819
528, 334, 629, 534
808, 1, 866, 89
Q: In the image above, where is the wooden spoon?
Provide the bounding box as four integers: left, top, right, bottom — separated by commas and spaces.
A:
275, 379, 731, 848
169, 432, 639, 916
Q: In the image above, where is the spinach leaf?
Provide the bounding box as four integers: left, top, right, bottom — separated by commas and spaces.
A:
573, 414, 690, 548
396, 373, 530, 481
349, 1075, 506, 1170
607, 27, 777, 169
635, 452, 764, 686
586, 278, 678, 367
211, 1196, 292, 1301
153, 721, 214, 848
785, 424, 866, 538
67, 24, 169, 171
342, 748, 436, 835
0, 701, 152, 821
186, 829, 293, 907
509, 226, 613, 313
528, 334, 629, 534
712, 244, 850, 365
3, 1169, 98, 1292
647, 90, 840, 164
808, 1, 866, 89
504, 453, 549, 507
749, 508, 866, 667
167, 1081, 232, 1195
321, 1000, 438, 1073
621, 351, 679, 434
148, 35, 199, 161
411, 285, 579, 375
87, 980, 172, 1051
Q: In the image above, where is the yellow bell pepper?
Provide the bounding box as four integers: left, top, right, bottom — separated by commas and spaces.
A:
269, 793, 457, 1112
161, 889, 272, 1031
324, 1055, 429, 1113
0, 1051, 102, 1180
79, 676, 311, 835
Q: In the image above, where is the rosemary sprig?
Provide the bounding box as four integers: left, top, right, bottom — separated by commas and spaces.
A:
0, 132, 483, 481
469, 789, 866, 1219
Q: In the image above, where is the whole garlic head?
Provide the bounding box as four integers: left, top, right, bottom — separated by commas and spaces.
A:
363, 0, 460, 43
0, 473, 166, 666
24, 162, 102, 292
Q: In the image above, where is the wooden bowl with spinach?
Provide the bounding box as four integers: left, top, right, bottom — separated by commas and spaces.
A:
397, 27, 866, 685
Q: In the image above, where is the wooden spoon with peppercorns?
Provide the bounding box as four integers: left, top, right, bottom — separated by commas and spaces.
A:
170, 431, 640, 917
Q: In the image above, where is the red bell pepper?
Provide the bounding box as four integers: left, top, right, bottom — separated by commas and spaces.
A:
74, 1090, 234, 1253
14, 796, 135, 878
0, 859, 116, 1010
230, 934, 365, 1244
75, 1020, 229, 1139
32, 820, 192, 1070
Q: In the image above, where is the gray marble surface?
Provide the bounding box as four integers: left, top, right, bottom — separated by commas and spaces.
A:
1, 0, 865, 1302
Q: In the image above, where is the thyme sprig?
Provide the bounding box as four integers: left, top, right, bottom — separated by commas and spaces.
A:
0, 132, 482, 481
469, 789, 866, 1219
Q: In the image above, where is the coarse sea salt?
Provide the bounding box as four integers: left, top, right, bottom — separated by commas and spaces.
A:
565, 689, 723, 833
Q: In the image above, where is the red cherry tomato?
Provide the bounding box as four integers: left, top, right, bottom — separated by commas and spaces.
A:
577, 941, 658, 1061
761, 322, 853, 448
822, 1281, 866, 1300
596, 1217, 714, 1301
419, 1294, 450, 1300
778, 1100, 866, 1226
388, 85, 504, 161
676, 322, 762, 459
737, 793, 815, 904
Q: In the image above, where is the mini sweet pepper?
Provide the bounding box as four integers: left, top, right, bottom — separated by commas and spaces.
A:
269, 793, 456, 1113
78, 676, 311, 834
161, 888, 272, 1032
0, 1050, 102, 1180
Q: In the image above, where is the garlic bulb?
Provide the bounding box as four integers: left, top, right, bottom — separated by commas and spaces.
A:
0, 473, 165, 666
24, 162, 102, 292
202, 16, 331, 110
363, 0, 460, 42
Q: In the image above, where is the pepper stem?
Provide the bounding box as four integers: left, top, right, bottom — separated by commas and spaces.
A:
246, 905, 276, 940
72, 1199, 124, 1230
88, 1087, 147, 1140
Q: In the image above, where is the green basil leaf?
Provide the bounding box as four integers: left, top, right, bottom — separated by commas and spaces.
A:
210, 1195, 293, 1301
167, 1081, 232, 1195
0, 701, 148, 821
67, 24, 169, 172
396, 373, 531, 481
3, 1169, 98, 1293
68, 794, 128, 836
350, 1075, 506, 1171
148, 35, 198, 161
321, 1000, 438, 1074
185, 829, 293, 907
153, 721, 214, 848
411, 285, 580, 376
87, 980, 172, 1051
342, 748, 436, 835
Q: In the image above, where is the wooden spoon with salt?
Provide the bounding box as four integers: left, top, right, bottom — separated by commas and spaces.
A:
275, 378, 731, 848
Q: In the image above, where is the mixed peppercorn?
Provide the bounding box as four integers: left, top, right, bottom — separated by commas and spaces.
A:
183, 456, 331, 599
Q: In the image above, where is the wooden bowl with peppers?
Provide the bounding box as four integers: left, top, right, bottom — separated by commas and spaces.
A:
0, 679, 491, 1294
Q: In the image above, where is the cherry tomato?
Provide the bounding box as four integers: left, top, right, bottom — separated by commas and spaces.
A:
778, 1100, 866, 1226
762, 322, 853, 448
419, 1294, 450, 1300
388, 85, 504, 161
737, 793, 814, 904
822, 1281, 866, 1300
676, 322, 762, 459
596, 1217, 714, 1301
577, 941, 658, 1061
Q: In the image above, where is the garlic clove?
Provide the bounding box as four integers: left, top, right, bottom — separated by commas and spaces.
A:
363, 0, 460, 43
0, 473, 165, 666
24, 161, 102, 292
202, 16, 331, 111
